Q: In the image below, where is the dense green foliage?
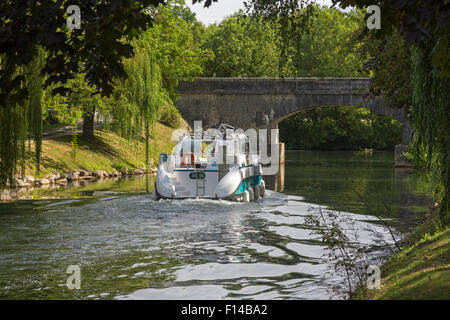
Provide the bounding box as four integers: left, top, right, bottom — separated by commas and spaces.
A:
0, 46, 46, 186
134, 2, 212, 102
290, 6, 365, 77
0, 0, 164, 105
198, 1, 318, 75
201, 13, 278, 77
243, 0, 318, 76
358, 31, 412, 113
24, 47, 46, 174
411, 42, 449, 222
201, 5, 367, 78
280, 106, 401, 150
118, 52, 162, 166
334, 0, 449, 76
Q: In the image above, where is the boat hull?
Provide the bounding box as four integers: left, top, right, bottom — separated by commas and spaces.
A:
153, 164, 265, 202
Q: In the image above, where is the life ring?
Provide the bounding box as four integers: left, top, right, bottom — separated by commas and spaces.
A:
181, 152, 196, 167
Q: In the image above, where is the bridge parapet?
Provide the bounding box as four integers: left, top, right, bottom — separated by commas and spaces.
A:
177, 77, 371, 96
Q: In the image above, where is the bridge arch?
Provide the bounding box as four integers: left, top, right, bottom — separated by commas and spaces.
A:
176, 77, 410, 144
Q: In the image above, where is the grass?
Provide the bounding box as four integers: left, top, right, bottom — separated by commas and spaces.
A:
23, 122, 178, 177
354, 205, 450, 300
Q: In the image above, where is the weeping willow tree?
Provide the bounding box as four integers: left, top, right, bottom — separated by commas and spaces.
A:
0, 46, 45, 187
113, 50, 162, 167
411, 39, 450, 226
25, 47, 46, 174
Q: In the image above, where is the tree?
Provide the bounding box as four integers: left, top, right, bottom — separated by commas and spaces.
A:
134, 0, 213, 102
42, 73, 107, 160
0, 46, 46, 185
117, 51, 162, 167
411, 42, 449, 223
24, 47, 46, 174
201, 13, 279, 77
358, 31, 412, 113
291, 5, 366, 77
334, 0, 449, 76
0, 0, 165, 104
70, 76, 107, 140
279, 106, 402, 150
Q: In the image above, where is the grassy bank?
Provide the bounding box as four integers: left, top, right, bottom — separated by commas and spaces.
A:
24, 122, 178, 177
355, 206, 449, 300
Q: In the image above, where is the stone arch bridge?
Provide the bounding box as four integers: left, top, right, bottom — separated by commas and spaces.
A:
175, 78, 411, 167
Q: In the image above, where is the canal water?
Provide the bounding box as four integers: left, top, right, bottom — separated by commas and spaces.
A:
0, 151, 433, 299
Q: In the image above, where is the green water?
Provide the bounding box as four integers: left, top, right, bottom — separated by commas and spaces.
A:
279, 151, 432, 232
0, 151, 433, 299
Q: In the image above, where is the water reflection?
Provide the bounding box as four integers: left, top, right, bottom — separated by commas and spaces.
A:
263, 163, 285, 193
278, 151, 432, 232
1, 174, 155, 202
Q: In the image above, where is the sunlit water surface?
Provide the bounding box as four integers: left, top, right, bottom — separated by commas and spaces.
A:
0, 151, 433, 299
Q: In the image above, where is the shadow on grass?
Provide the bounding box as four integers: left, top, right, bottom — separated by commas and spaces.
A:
40, 155, 69, 173
34, 129, 153, 173
48, 133, 119, 159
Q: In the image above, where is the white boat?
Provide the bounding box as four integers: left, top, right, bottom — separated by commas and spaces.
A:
152, 124, 265, 202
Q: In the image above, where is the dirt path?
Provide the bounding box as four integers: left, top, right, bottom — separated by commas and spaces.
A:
42, 120, 104, 140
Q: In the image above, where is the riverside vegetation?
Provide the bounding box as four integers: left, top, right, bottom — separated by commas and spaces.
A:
354, 203, 449, 300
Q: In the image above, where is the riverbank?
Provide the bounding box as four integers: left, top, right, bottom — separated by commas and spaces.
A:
354, 204, 449, 299
1, 122, 178, 201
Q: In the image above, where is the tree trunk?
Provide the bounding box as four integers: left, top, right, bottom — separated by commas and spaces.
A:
82, 108, 95, 139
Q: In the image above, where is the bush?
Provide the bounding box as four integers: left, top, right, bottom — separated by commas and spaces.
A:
158, 103, 181, 128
